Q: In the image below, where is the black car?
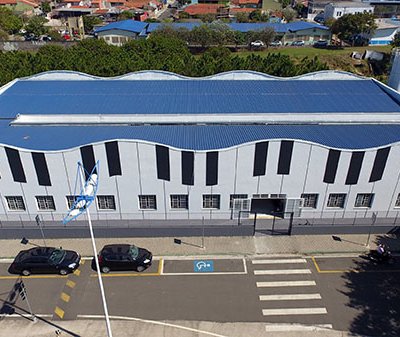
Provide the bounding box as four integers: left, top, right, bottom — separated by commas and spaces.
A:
97, 244, 152, 273
8, 247, 80, 276
313, 40, 328, 48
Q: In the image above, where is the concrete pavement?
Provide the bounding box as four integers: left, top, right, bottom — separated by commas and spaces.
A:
1, 233, 398, 337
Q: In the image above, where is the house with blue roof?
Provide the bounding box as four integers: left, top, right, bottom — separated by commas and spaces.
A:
1, 69, 400, 233
96, 20, 330, 46
95, 20, 149, 46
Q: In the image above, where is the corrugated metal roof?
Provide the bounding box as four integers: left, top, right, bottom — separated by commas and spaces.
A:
95, 19, 148, 34
1, 123, 400, 151
146, 22, 328, 34
1, 79, 399, 117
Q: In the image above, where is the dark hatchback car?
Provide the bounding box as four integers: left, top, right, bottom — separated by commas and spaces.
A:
97, 244, 152, 273
8, 247, 80, 276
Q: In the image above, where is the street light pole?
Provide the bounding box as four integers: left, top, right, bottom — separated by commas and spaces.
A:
77, 164, 113, 337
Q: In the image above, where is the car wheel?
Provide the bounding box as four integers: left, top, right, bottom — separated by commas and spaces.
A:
59, 269, 68, 275
101, 266, 110, 273
22, 269, 31, 276
137, 266, 145, 272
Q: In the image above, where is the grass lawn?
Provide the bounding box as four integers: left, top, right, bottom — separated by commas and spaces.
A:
262, 0, 282, 11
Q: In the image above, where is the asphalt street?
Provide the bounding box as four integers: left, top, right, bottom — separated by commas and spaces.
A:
0, 255, 399, 336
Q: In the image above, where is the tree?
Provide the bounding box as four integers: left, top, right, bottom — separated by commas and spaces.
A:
282, 7, 296, 23
331, 13, 377, 45
0, 28, 8, 41
0, 7, 23, 34
82, 15, 102, 34
41, 1, 51, 14
278, 0, 291, 9
117, 11, 134, 21
249, 10, 269, 22
25, 16, 49, 37
246, 27, 275, 46
236, 12, 250, 23
391, 32, 400, 48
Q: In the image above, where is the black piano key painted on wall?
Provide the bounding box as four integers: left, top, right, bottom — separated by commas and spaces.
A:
253, 142, 268, 176
369, 147, 390, 183
156, 145, 170, 181
5, 147, 26, 183
181, 151, 194, 185
323, 150, 341, 184
105, 141, 122, 177
277, 141, 294, 175
80, 145, 97, 180
32, 152, 51, 186
206, 151, 218, 186
345, 151, 365, 185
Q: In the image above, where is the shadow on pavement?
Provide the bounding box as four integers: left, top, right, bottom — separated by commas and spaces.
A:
341, 235, 400, 337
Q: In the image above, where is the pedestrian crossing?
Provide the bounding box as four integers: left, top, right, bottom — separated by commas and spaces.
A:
252, 257, 332, 331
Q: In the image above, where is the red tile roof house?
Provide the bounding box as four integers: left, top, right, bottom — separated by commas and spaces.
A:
183, 4, 225, 16
231, 0, 261, 8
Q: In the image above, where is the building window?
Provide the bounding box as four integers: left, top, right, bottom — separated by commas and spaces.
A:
36, 196, 56, 211
229, 194, 248, 209
170, 194, 188, 209
5, 196, 26, 211
97, 195, 116, 210
202, 194, 220, 209
66, 195, 78, 209
139, 195, 157, 210
111, 36, 118, 44
355, 193, 374, 208
252, 194, 269, 199
270, 194, 287, 199
395, 193, 400, 207
327, 194, 346, 208
301, 194, 318, 208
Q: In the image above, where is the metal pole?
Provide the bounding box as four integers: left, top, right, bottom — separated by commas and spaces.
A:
79, 166, 113, 337
35, 215, 47, 247
21, 284, 36, 322
201, 216, 205, 249
366, 212, 377, 248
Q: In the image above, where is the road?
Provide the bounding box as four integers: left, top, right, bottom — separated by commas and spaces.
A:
0, 254, 399, 336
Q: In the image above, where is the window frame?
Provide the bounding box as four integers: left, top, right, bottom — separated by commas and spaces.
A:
202, 194, 221, 209
301, 193, 319, 209
97, 195, 116, 211
354, 193, 374, 208
326, 193, 346, 208
5, 196, 26, 211
395, 193, 400, 207
36, 196, 56, 211
138, 195, 157, 210
229, 194, 248, 209
170, 194, 189, 210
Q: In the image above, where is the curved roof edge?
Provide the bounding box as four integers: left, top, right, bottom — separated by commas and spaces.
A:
8, 69, 367, 82
1, 137, 397, 154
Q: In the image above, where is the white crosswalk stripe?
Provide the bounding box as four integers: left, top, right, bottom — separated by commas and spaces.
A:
257, 280, 316, 287
252, 257, 332, 330
259, 294, 322, 301
252, 259, 307, 264
262, 308, 328, 316
265, 324, 333, 332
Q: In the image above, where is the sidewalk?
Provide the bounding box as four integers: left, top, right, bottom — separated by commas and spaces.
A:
0, 233, 398, 259
1, 233, 398, 337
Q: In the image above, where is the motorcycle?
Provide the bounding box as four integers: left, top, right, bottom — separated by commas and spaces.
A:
367, 249, 396, 264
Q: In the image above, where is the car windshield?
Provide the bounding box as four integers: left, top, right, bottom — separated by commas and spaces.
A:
48, 249, 66, 265
129, 245, 139, 259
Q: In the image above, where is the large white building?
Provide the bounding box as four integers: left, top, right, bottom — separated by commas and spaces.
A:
1, 70, 400, 232
324, 2, 374, 20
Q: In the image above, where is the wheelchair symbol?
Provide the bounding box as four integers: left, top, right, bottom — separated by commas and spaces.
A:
194, 260, 214, 272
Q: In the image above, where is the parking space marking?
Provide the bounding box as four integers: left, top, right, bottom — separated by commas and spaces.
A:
54, 306, 65, 319
73, 269, 81, 276
60, 292, 70, 303
90, 259, 163, 278
66, 280, 76, 288
162, 258, 247, 276
0, 275, 68, 280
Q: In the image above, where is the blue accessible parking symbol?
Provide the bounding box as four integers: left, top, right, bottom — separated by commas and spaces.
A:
194, 260, 214, 272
